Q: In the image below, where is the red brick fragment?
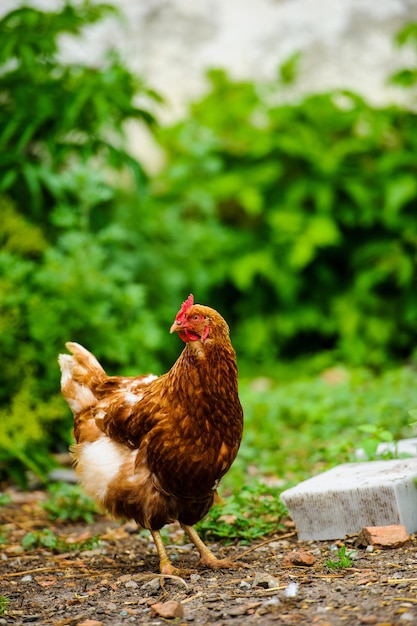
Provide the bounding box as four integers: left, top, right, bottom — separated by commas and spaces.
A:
282, 549, 315, 567
356, 524, 410, 549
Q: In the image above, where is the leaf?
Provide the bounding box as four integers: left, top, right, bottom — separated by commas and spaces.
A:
384, 176, 417, 222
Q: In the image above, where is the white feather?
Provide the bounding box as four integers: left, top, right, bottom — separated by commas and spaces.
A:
76, 437, 134, 502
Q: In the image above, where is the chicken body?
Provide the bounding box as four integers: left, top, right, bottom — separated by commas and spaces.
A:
58, 296, 243, 574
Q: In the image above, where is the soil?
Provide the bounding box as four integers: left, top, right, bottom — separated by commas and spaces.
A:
2, 489, 417, 626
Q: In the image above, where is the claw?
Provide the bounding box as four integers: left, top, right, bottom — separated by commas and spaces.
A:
197, 556, 250, 570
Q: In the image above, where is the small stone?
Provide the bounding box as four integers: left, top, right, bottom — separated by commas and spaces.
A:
400, 613, 415, 622
252, 572, 279, 589
151, 600, 184, 619
117, 574, 132, 583
106, 602, 117, 611
359, 616, 378, 624
141, 577, 160, 592
125, 580, 138, 589
282, 549, 315, 567
227, 606, 249, 617
21, 575, 33, 582
190, 574, 201, 582
239, 580, 252, 589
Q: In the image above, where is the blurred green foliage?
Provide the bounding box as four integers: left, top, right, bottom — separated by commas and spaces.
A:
0, 1, 165, 484
1, 2, 417, 486
153, 69, 417, 368
226, 365, 417, 489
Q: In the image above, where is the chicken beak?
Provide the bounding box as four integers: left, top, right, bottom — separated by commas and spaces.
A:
170, 321, 182, 334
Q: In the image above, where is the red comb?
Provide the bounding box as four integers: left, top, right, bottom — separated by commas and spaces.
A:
176, 294, 194, 320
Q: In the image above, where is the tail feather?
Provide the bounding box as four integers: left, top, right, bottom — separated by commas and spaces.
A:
58, 342, 106, 415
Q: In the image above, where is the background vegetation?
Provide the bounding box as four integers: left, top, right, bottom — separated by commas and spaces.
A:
1, 2, 417, 488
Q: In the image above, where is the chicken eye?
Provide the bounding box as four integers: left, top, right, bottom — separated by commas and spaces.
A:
192, 314, 199, 321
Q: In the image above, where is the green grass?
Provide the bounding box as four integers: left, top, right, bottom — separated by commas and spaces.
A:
0, 596, 8, 616
21, 528, 100, 553
42, 482, 98, 523
0, 494, 11, 508
225, 364, 417, 491
197, 484, 287, 544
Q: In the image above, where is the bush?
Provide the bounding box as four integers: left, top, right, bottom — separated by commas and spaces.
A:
0, 2, 163, 484
150, 62, 417, 367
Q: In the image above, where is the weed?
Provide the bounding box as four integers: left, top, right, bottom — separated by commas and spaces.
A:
42, 482, 98, 523
0, 596, 9, 615
357, 424, 396, 460
325, 545, 356, 569
22, 528, 100, 553
0, 494, 12, 545
0, 494, 11, 508
197, 483, 287, 544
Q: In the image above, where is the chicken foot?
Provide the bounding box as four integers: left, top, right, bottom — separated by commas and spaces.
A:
181, 523, 244, 570
151, 524, 245, 575
150, 529, 184, 576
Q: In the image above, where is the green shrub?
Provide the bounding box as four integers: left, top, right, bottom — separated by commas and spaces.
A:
21, 528, 100, 552
225, 365, 417, 488
0, 2, 162, 484
151, 59, 417, 367
42, 482, 98, 523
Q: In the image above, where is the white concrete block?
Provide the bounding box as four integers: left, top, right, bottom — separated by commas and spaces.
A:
280, 459, 417, 541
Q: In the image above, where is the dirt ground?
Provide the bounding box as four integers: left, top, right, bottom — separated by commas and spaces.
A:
1, 489, 417, 626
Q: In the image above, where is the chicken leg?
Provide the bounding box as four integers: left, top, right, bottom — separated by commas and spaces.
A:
181, 523, 240, 570
151, 530, 182, 576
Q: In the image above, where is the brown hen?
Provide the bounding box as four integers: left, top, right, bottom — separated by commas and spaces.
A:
58, 294, 243, 574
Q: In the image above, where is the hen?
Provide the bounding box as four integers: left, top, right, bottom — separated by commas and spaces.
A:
58, 294, 243, 574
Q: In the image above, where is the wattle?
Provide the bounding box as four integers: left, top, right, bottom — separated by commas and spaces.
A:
179, 329, 201, 342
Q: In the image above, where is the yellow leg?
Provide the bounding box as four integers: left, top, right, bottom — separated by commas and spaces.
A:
181, 523, 240, 570
150, 529, 181, 575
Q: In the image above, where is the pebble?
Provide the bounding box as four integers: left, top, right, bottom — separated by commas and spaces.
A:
21, 575, 33, 582
239, 581, 252, 589
282, 549, 315, 567
400, 613, 415, 622
125, 580, 138, 589
190, 574, 201, 582
227, 606, 249, 616
117, 574, 132, 583
358, 616, 377, 624
151, 600, 184, 619
106, 602, 117, 611
252, 572, 279, 589
141, 578, 160, 592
